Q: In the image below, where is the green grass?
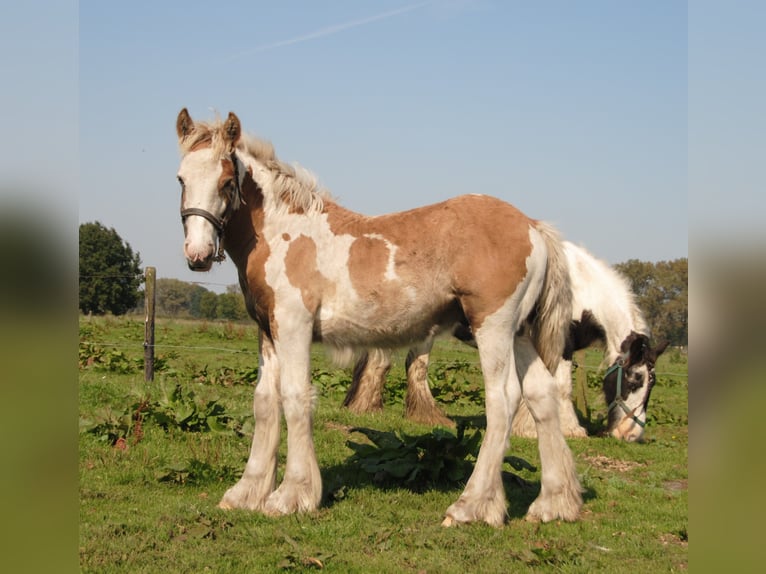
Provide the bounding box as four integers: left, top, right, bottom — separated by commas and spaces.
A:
79, 315, 687, 572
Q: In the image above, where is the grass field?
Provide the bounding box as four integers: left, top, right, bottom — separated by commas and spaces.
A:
79, 315, 687, 572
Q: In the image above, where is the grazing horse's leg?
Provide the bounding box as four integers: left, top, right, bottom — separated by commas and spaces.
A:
219, 330, 281, 510
264, 324, 322, 515
405, 340, 454, 428
344, 349, 391, 413
512, 358, 587, 438
510, 397, 537, 438
443, 323, 519, 527
515, 336, 583, 522
553, 359, 588, 438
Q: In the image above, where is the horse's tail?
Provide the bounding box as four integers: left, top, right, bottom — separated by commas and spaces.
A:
529, 221, 572, 374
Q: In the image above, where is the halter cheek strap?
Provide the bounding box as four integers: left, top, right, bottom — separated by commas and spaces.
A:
605, 362, 646, 428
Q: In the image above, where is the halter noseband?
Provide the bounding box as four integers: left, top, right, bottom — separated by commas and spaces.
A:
605, 361, 647, 429
180, 152, 244, 262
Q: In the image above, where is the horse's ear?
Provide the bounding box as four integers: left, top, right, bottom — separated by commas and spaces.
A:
224, 112, 241, 145
177, 108, 194, 140
620, 331, 639, 353
651, 340, 670, 360
627, 333, 649, 364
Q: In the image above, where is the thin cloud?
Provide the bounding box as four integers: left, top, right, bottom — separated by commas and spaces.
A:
230, 1, 432, 58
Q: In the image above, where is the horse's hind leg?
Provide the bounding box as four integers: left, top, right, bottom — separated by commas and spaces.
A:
344, 349, 391, 413
219, 331, 281, 511
516, 336, 583, 522
405, 341, 454, 428
553, 359, 588, 437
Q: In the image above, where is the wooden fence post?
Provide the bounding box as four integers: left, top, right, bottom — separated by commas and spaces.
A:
144, 266, 156, 382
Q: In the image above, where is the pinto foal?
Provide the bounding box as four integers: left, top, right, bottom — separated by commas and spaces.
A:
175, 108, 582, 526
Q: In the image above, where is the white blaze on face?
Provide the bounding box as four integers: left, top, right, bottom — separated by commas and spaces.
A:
178, 148, 226, 266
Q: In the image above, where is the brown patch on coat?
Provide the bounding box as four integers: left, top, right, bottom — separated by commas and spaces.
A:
347, 235, 391, 301
284, 234, 335, 314
450, 200, 532, 329
328, 195, 534, 332
218, 158, 235, 193
223, 172, 277, 338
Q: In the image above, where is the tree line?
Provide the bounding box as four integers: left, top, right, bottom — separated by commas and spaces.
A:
79, 221, 687, 345
154, 279, 249, 321
615, 258, 688, 346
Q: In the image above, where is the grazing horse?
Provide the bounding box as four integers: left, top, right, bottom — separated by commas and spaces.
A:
175, 108, 582, 526
345, 241, 669, 442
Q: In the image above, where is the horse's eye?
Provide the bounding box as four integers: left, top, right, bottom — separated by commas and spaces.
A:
177, 176, 185, 188
220, 179, 236, 199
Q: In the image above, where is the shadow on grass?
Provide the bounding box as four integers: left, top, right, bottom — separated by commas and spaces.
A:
319, 413, 597, 521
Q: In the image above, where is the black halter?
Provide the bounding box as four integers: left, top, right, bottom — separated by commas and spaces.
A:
180, 152, 244, 262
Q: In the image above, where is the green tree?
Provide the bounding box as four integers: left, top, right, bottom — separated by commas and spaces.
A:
198, 290, 219, 319
216, 291, 248, 320
155, 278, 210, 317
615, 258, 688, 346
79, 222, 143, 315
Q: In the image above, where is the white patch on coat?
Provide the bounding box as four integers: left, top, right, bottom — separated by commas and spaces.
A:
363, 233, 400, 281
564, 241, 648, 362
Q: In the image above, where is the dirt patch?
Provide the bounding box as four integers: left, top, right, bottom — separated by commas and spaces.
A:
659, 531, 688, 548
583, 455, 642, 472
324, 421, 354, 434
663, 479, 688, 491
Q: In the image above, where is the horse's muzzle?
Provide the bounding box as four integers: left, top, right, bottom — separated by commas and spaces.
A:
187, 256, 213, 271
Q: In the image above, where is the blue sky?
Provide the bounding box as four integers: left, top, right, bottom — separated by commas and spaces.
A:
75, 0, 689, 291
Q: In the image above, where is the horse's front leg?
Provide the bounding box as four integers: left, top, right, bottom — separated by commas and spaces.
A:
443, 329, 517, 527
263, 326, 322, 515
219, 331, 281, 511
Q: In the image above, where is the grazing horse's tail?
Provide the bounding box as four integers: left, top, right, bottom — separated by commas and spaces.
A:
529, 222, 572, 374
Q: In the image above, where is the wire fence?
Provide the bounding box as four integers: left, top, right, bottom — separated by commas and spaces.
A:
78, 270, 687, 379
79, 274, 237, 293
78, 335, 688, 379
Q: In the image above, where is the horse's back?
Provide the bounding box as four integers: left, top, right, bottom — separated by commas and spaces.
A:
313, 194, 542, 348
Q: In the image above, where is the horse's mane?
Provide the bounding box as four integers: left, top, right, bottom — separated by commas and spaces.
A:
566, 241, 649, 340
608, 264, 649, 336
179, 115, 329, 214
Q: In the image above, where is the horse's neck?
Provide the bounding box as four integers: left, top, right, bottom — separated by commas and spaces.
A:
566, 243, 646, 362
223, 174, 263, 271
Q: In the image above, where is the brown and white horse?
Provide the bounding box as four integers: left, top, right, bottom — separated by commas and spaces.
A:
346, 242, 669, 442
175, 108, 582, 526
